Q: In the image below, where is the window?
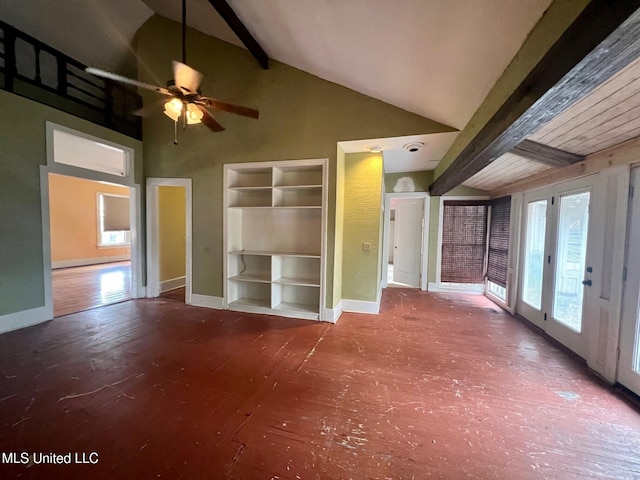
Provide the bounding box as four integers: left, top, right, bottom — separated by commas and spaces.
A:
98, 193, 130, 247
440, 200, 488, 284
53, 129, 128, 177
486, 196, 511, 289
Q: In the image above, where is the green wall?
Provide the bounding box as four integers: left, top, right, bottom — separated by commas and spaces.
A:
385, 171, 433, 193
0, 90, 143, 317
136, 15, 454, 306
342, 153, 383, 302
434, 0, 590, 181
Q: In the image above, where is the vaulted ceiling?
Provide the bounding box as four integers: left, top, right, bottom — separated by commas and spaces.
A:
0, 0, 553, 176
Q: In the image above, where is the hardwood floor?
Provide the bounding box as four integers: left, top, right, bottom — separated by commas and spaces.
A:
52, 261, 132, 317
159, 286, 185, 302
1, 289, 639, 479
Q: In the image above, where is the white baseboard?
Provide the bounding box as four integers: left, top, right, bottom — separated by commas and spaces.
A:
190, 294, 224, 309
52, 255, 130, 269
160, 276, 185, 293
428, 282, 484, 294
342, 298, 380, 315
0, 305, 53, 335
323, 300, 343, 323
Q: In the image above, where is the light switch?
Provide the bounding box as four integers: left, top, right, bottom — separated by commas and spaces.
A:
362, 242, 371, 251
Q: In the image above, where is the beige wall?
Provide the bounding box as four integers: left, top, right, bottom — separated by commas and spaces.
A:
342, 152, 384, 302
49, 173, 130, 264
157, 186, 186, 282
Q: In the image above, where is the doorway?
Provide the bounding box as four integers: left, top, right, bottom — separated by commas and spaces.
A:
619, 166, 640, 396
146, 178, 192, 304
48, 173, 133, 316
517, 176, 596, 358
382, 193, 429, 290
41, 123, 142, 319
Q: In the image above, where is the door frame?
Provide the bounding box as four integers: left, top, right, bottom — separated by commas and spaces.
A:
382, 192, 429, 290
41, 122, 143, 321
146, 178, 193, 304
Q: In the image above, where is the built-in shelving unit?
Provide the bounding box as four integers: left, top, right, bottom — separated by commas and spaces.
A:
224, 160, 327, 321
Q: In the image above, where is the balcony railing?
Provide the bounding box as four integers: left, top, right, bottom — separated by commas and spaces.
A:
0, 20, 142, 140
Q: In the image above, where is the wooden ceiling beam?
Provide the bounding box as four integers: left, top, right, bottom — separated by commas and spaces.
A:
430, 0, 640, 196
510, 139, 584, 168
207, 0, 269, 69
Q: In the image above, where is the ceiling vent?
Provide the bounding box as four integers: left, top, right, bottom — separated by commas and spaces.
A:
404, 142, 424, 152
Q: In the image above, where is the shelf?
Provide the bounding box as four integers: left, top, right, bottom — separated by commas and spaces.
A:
273, 276, 320, 287
274, 185, 322, 190
229, 274, 271, 283
229, 250, 321, 258
229, 298, 271, 309
229, 186, 273, 191
274, 302, 319, 315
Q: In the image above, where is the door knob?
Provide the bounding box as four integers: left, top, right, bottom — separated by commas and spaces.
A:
582, 279, 592, 286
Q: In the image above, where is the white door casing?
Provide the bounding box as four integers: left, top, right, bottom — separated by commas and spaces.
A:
393, 198, 423, 287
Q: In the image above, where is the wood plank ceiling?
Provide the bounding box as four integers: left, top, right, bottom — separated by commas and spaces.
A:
463, 55, 640, 192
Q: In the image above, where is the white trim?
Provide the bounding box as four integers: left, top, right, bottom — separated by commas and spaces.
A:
342, 298, 380, 314
485, 290, 512, 312
37, 125, 142, 332
52, 255, 130, 269
0, 306, 52, 335
382, 192, 430, 290
160, 276, 186, 293
436, 195, 490, 289
190, 294, 224, 309
428, 282, 484, 294
146, 178, 193, 306
46, 122, 135, 184
324, 300, 343, 323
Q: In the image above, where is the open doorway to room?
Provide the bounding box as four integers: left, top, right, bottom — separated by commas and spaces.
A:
48, 174, 132, 316
42, 123, 141, 319
146, 178, 192, 304
382, 193, 429, 290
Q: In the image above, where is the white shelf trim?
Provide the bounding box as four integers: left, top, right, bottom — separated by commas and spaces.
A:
228, 250, 321, 258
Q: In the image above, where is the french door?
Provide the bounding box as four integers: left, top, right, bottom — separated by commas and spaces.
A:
518, 176, 595, 358
619, 167, 640, 396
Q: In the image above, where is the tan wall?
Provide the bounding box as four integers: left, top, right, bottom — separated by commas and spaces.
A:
49, 173, 130, 264
157, 186, 186, 282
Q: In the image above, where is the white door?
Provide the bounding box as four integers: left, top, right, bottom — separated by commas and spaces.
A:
619, 167, 640, 395
518, 176, 596, 358
393, 199, 423, 287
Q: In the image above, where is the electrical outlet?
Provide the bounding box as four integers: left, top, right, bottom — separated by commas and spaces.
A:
362, 242, 371, 251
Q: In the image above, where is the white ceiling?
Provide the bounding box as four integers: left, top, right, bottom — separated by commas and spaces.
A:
1, 0, 553, 176
339, 132, 459, 173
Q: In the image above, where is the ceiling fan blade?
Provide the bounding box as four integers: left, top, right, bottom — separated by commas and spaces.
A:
86, 67, 170, 95
200, 97, 259, 119
173, 61, 203, 94
197, 105, 225, 132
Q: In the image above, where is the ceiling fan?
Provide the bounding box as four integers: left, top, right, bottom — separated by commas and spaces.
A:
85, 0, 259, 144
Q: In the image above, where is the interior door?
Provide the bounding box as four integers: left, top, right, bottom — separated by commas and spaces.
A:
393, 199, 423, 287
619, 167, 640, 395
518, 177, 596, 358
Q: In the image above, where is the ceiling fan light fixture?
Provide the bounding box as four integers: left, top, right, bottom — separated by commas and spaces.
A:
186, 103, 204, 124
163, 98, 183, 122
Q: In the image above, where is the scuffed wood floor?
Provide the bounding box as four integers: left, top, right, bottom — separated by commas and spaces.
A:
52, 261, 132, 317
1, 289, 639, 479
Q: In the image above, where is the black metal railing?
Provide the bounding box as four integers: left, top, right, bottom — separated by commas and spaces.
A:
0, 20, 142, 140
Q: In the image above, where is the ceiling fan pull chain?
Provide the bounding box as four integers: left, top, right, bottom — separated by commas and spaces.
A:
174, 120, 178, 145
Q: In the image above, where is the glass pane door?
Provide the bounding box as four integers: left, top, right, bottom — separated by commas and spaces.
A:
552, 192, 590, 332
522, 200, 547, 310
618, 168, 640, 396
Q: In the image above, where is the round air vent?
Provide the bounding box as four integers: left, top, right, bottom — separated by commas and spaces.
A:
403, 142, 424, 152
